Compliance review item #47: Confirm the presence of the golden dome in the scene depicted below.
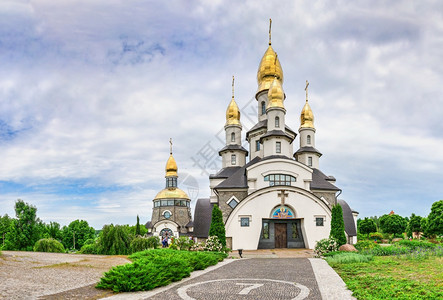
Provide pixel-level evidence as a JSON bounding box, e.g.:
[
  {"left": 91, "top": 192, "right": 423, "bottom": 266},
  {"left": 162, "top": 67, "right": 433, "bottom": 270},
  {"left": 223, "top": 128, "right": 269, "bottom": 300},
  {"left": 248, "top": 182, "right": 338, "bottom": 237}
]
[
  {"left": 226, "top": 97, "right": 241, "bottom": 126},
  {"left": 257, "top": 45, "right": 284, "bottom": 94},
  {"left": 267, "top": 77, "right": 285, "bottom": 109},
  {"left": 165, "top": 154, "right": 178, "bottom": 177},
  {"left": 154, "top": 187, "right": 189, "bottom": 200},
  {"left": 300, "top": 100, "right": 314, "bottom": 128}
]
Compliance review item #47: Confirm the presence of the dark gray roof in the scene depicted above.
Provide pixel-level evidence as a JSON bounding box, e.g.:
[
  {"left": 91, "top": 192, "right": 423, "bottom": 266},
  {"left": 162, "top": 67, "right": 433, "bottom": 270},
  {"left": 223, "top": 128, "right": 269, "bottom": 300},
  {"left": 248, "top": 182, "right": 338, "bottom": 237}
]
[
  {"left": 310, "top": 168, "right": 340, "bottom": 191},
  {"left": 338, "top": 199, "right": 357, "bottom": 237},
  {"left": 186, "top": 220, "right": 194, "bottom": 228},
  {"left": 145, "top": 221, "right": 153, "bottom": 229},
  {"left": 294, "top": 146, "right": 322, "bottom": 157},
  {"left": 259, "top": 130, "right": 294, "bottom": 143},
  {"left": 215, "top": 165, "right": 248, "bottom": 189},
  {"left": 246, "top": 119, "right": 296, "bottom": 139},
  {"left": 193, "top": 198, "right": 213, "bottom": 238},
  {"left": 209, "top": 167, "right": 242, "bottom": 179},
  {"left": 246, "top": 120, "right": 267, "bottom": 137},
  {"left": 218, "top": 144, "right": 248, "bottom": 155}
]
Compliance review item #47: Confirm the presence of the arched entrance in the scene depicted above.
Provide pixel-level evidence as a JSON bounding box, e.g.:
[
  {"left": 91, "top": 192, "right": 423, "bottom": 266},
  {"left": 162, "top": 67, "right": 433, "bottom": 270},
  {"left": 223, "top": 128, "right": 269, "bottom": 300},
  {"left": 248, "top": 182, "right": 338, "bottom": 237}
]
[{"left": 258, "top": 205, "right": 305, "bottom": 249}]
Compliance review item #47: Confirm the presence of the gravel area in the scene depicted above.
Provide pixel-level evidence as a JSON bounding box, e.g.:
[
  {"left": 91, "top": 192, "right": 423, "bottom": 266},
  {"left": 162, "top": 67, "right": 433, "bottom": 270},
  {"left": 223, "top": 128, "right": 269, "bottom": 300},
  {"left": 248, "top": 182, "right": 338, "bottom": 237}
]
[{"left": 0, "top": 251, "right": 130, "bottom": 300}]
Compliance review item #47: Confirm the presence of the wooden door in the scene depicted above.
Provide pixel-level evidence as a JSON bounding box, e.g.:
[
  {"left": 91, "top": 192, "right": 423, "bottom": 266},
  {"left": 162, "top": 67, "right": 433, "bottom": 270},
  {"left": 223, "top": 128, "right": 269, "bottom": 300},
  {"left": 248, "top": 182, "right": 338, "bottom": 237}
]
[{"left": 274, "top": 223, "right": 287, "bottom": 248}]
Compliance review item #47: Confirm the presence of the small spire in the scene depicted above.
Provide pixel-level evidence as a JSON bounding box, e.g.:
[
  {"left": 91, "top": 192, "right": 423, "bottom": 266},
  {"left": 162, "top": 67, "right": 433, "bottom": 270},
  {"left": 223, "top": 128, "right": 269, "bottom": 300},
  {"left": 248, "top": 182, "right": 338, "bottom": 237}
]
[
  {"left": 169, "top": 138, "right": 173, "bottom": 155},
  {"left": 269, "top": 18, "right": 272, "bottom": 45},
  {"left": 232, "top": 75, "right": 235, "bottom": 98},
  {"left": 305, "top": 80, "right": 309, "bottom": 102}
]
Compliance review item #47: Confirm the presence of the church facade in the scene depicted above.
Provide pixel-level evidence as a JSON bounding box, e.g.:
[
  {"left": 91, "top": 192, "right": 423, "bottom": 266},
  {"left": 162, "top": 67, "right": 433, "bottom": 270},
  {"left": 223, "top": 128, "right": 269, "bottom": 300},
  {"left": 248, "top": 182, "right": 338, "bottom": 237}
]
[
  {"left": 193, "top": 25, "right": 358, "bottom": 250},
  {"left": 148, "top": 24, "right": 358, "bottom": 250}
]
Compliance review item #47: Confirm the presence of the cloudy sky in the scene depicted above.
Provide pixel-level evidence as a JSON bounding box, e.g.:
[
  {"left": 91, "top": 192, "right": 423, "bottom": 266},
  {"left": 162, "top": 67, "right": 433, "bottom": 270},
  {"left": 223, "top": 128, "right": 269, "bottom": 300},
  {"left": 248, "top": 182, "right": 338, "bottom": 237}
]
[{"left": 1, "top": 0, "right": 442, "bottom": 229}]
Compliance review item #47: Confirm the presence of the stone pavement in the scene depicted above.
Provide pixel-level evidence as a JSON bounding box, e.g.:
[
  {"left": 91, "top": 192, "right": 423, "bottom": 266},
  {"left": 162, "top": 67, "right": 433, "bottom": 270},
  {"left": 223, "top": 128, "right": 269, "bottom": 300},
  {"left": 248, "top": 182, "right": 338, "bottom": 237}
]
[
  {"left": 148, "top": 258, "right": 321, "bottom": 299},
  {"left": 104, "top": 251, "right": 355, "bottom": 300}
]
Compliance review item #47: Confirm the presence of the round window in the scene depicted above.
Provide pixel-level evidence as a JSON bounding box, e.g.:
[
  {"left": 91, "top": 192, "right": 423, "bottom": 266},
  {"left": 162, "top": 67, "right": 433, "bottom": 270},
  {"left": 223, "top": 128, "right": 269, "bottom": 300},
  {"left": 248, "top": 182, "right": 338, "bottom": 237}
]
[{"left": 163, "top": 211, "right": 171, "bottom": 219}]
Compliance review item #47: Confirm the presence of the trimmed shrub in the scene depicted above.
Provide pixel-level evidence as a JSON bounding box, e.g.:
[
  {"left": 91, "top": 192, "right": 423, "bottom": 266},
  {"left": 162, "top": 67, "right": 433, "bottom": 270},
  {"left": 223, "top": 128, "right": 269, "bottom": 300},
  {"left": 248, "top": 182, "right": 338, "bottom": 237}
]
[
  {"left": 396, "top": 239, "right": 436, "bottom": 249},
  {"left": 330, "top": 204, "right": 347, "bottom": 246},
  {"left": 314, "top": 237, "right": 339, "bottom": 257},
  {"left": 355, "top": 240, "right": 380, "bottom": 251},
  {"left": 98, "top": 249, "right": 227, "bottom": 292},
  {"left": 97, "top": 256, "right": 192, "bottom": 292},
  {"left": 33, "top": 238, "right": 65, "bottom": 253}
]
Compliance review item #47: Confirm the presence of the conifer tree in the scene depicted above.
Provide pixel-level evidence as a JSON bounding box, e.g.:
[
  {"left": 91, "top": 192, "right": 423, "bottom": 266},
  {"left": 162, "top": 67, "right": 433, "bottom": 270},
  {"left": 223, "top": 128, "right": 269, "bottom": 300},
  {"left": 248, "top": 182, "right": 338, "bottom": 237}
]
[
  {"left": 330, "top": 204, "right": 347, "bottom": 246},
  {"left": 208, "top": 204, "right": 226, "bottom": 247},
  {"left": 136, "top": 215, "right": 141, "bottom": 236}
]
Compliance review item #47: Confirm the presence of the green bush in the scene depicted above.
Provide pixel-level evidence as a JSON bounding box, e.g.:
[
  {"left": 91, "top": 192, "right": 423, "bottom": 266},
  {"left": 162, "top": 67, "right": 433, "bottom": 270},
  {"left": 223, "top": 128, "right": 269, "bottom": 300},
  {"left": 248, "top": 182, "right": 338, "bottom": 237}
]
[
  {"left": 355, "top": 240, "right": 380, "bottom": 251},
  {"left": 79, "top": 243, "right": 100, "bottom": 254},
  {"left": 97, "top": 256, "right": 192, "bottom": 292},
  {"left": 146, "top": 236, "right": 160, "bottom": 249},
  {"left": 98, "top": 249, "right": 227, "bottom": 292},
  {"left": 325, "top": 252, "right": 373, "bottom": 264},
  {"left": 175, "top": 236, "right": 194, "bottom": 251},
  {"left": 314, "top": 237, "right": 339, "bottom": 257},
  {"left": 33, "top": 238, "right": 65, "bottom": 253},
  {"left": 369, "top": 232, "right": 383, "bottom": 241},
  {"left": 129, "top": 236, "right": 151, "bottom": 253}
]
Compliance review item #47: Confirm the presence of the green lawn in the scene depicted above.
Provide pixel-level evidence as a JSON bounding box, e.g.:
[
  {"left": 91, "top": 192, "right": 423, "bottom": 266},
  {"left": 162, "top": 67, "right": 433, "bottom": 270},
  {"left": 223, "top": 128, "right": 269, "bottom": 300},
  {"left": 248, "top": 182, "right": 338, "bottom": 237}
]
[{"left": 329, "top": 256, "right": 443, "bottom": 299}]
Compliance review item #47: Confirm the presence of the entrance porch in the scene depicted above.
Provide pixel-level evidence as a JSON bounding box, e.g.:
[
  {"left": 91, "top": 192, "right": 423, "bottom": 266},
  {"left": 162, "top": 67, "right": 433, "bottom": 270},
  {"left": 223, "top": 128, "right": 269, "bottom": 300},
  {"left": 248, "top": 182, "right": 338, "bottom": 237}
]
[{"left": 258, "top": 218, "right": 305, "bottom": 249}]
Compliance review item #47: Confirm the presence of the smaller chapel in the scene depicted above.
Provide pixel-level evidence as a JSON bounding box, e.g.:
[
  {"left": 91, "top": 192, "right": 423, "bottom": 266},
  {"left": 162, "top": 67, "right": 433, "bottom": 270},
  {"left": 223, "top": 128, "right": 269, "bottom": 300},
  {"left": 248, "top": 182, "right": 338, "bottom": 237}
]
[{"left": 146, "top": 141, "right": 194, "bottom": 238}]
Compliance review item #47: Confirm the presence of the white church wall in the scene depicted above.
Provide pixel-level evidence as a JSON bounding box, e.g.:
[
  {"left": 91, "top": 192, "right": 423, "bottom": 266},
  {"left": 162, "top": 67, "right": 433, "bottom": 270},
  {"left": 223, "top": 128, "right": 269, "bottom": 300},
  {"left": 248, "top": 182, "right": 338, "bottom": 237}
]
[
  {"left": 246, "top": 159, "right": 313, "bottom": 192},
  {"left": 225, "top": 187, "right": 331, "bottom": 250}
]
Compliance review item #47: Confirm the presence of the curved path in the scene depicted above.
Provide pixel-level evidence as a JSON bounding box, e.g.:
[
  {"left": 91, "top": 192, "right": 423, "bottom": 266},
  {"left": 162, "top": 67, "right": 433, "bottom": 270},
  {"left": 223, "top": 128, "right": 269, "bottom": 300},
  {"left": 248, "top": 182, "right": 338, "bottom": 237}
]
[{"left": 105, "top": 257, "right": 355, "bottom": 300}]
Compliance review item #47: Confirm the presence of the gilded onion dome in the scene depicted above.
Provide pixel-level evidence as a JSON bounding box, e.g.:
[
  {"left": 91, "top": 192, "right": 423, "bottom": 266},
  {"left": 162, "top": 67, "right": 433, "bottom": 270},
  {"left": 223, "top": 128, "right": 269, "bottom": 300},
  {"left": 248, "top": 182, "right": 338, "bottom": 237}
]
[
  {"left": 257, "top": 19, "right": 283, "bottom": 94},
  {"left": 257, "top": 45, "right": 284, "bottom": 94},
  {"left": 267, "top": 77, "right": 285, "bottom": 109},
  {"left": 154, "top": 187, "right": 189, "bottom": 200},
  {"left": 165, "top": 154, "right": 178, "bottom": 177},
  {"left": 300, "top": 100, "right": 314, "bottom": 128},
  {"left": 226, "top": 76, "right": 241, "bottom": 126}
]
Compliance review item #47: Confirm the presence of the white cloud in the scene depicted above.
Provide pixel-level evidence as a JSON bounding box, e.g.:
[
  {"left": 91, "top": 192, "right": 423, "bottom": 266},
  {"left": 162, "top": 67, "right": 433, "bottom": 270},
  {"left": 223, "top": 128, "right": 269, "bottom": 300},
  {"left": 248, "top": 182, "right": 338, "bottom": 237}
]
[{"left": 1, "top": 0, "right": 442, "bottom": 226}]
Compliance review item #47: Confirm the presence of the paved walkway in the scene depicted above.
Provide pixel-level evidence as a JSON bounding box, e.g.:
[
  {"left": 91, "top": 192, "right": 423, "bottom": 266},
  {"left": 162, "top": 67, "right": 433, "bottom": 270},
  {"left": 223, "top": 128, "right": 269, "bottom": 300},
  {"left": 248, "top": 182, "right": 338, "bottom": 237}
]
[{"left": 104, "top": 252, "right": 355, "bottom": 300}]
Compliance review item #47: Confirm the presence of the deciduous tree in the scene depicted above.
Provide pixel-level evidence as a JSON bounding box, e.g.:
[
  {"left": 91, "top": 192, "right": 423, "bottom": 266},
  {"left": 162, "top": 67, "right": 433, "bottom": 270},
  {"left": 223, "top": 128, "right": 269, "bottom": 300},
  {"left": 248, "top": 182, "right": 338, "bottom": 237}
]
[
  {"left": 425, "top": 200, "right": 443, "bottom": 237},
  {"left": 379, "top": 213, "right": 407, "bottom": 235},
  {"left": 5, "top": 200, "right": 41, "bottom": 250},
  {"left": 62, "top": 219, "right": 95, "bottom": 250},
  {"left": 358, "top": 217, "right": 377, "bottom": 235}
]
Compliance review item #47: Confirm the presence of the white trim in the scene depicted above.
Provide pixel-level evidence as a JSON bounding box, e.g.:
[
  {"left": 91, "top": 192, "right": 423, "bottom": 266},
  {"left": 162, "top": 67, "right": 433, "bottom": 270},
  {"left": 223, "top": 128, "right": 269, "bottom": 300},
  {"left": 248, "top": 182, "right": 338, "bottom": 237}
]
[{"left": 226, "top": 196, "right": 239, "bottom": 209}]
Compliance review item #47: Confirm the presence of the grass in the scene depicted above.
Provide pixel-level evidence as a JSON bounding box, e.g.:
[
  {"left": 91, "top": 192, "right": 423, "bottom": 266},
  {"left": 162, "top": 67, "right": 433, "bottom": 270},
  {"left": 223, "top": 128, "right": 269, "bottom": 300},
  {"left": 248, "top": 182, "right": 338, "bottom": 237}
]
[{"left": 328, "top": 250, "right": 443, "bottom": 299}]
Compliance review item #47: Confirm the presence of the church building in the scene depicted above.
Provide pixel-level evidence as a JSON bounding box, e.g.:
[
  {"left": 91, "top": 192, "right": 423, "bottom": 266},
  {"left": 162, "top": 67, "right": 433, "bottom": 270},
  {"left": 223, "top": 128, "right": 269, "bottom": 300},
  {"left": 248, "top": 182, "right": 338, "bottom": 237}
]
[
  {"left": 148, "top": 22, "right": 358, "bottom": 250},
  {"left": 192, "top": 22, "right": 358, "bottom": 250}
]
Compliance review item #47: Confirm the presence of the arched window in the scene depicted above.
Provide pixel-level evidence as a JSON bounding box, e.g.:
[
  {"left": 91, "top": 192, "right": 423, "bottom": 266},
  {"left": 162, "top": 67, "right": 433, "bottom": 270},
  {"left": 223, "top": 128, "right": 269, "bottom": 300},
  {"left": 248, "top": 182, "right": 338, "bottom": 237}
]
[
  {"left": 275, "top": 116, "right": 280, "bottom": 128},
  {"left": 231, "top": 132, "right": 235, "bottom": 142},
  {"left": 261, "top": 101, "right": 266, "bottom": 115},
  {"left": 231, "top": 154, "right": 236, "bottom": 165},
  {"left": 307, "top": 135, "right": 311, "bottom": 145},
  {"left": 264, "top": 174, "right": 296, "bottom": 186}
]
